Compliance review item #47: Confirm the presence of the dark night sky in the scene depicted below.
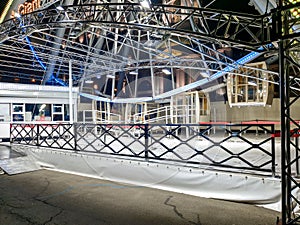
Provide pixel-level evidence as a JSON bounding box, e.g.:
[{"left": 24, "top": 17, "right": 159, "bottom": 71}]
[
  {"left": 0, "top": 0, "right": 259, "bottom": 18},
  {"left": 0, "top": 0, "right": 259, "bottom": 15},
  {"left": 202, "top": 0, "right": 259, "bottom": 14},
  {"left": 0, "top": 0, "right": 10, "bottom": 16},
  {"left": 0, "top": 0, "right": 10, "bottom": 11}
]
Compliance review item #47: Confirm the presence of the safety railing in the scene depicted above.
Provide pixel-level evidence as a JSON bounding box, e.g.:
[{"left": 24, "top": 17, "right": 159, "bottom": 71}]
[
  {"left": 10, "top": 122, "right": 277, "bottom": 176},
  {"left": 80, "top": 110, "right": 122, "bottom": 124},
  {"left": 10, "top": 123, "right": 75, "bottom": 150},
  {"left": 133, "top": 105, "right": 202, "bottom": 124}
]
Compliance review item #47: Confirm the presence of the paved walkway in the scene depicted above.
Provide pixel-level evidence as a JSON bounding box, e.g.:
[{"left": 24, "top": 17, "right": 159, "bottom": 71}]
[{"left": 0, "top": 169, "right": 280, "bottom": 225}]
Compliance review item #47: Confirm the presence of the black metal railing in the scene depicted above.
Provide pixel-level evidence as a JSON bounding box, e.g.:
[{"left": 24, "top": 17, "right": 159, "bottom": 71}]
[
  {"left": 10, "top": 122, "right": 276, "bottom": 176},
  {"left": 10, "top": 123, "right": 75, "bottom": 150}
]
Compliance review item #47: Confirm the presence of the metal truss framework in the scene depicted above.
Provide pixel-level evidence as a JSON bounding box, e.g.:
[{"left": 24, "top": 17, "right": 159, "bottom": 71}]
[
  {"left": 1, "top": 0, "right": 300, "bottom": 224},
  {"left": 0, "top": 0, "right": 278, "bottom": 101},
  {"left": 278, "top": 1, "right": 300, "bottom": 224}
]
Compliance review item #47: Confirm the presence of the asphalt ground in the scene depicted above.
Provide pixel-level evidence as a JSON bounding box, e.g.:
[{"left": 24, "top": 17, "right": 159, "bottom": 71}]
[{"left": 0, "top": 169, "right": 280, "bottom": 225}]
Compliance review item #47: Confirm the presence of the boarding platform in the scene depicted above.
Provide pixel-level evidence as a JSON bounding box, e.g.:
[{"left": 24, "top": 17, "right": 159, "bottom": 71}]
[{"left": 1, "top": 121, "right": 294, "bottom": 211}]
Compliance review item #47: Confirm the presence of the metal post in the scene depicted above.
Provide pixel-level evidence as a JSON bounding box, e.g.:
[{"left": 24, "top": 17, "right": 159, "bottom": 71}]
[
  {"left": 144, "top": 124, "right": 149, "bottom": 160},
  {"left": 73, "top": 123, "right": 77, "bottom": 152},
  {"left": 195, "top": 91, "right": 200, "bottom": 123},
  {"left": 286, "top": 84, "right": 292, "bottom": 225},
  {"left": 296, "top": 136, "right": 299, "bottom": 176},
  {"left": 271, "top": 124, "right": 276, "bottom": 177},
  {"left": 31, "top": 124, "right": 34, "bottom": 145},
  {"left": 69, "top": 60, "right": 73, "bottom": 123},
  {"left": 37, "top": 124, "right": 40, "bottom": 146},
  {"left": 107, "top": 102, "right": 111, "bottom": 123},
  {"left": 277, "top": 1, "right": 288, "bottom": 223},
  {"left": 9, "top": 123, "right": 12, "bottom": 144},
  {"left": 147, "top": 31, "right": 155, "bottom": 99},
  {"left": 279, "top": 39, "right": 288, "bottom": 225}
]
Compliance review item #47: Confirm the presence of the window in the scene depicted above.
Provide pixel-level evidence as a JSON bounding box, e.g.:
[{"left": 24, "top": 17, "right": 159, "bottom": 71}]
[
  {"left": 226, "top": 62, "right": 273, "bottom": 107},
  {"left": 12, "top": 103, "right": 24, "bottom": 122},
  {"left": 25, "top": 104, "right": 51, "bottom": 121},
  {"left": 52, "top": 104, "right": 64, "bottom": 121},
  {"left": 0, "top": 104, "right": 10, "bottom": 122},
  {"left": 64, "top": 104, "right": 70, "bottom": 121},
  {"left": 199, "top": 93, "right": 208, "bottom": 115}
]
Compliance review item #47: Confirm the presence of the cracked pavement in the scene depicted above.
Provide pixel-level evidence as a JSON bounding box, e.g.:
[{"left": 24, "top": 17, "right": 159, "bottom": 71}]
[{"left": 0, "top": 170, "right": 280, "bottom": 225}]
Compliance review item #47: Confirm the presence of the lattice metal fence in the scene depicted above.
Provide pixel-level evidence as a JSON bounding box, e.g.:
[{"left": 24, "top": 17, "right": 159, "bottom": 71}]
[
  {"left": 10, "top": 123, "right": 75, "bottom": 150},
  {"left": 75, "top": 123, "right": 147, "bottom": 157},
  {"left": 147, "top": 123, "right": 276, "bottom": 175},
  {"left": 10, "top": 122, "right": 277, "bottom": 175}
]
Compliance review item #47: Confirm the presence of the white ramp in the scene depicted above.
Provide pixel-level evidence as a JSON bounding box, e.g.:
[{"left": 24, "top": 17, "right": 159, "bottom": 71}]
[
  {"left": 0, "top": 144, "right": 41, "bottom": 175},
  {"left": 14, "top": 144, "right": 282, "bottom": 205},
  {"left": 0, "top": 156, "right": 41, "bottom": 175}
]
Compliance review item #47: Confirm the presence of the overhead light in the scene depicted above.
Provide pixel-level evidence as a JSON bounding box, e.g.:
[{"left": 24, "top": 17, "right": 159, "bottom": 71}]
[
  {"left": 85, "top": 79, "right": 94, "bottom": 84},
  {"left": 74, "top": 24, "right": 82, "bottom": 32},
  {"left": 248, "top": 80, "right": 257, "bottom": 86},
  {"left": 69, "top": 31, "right": 77, "bottom": 39},
  {"left": 129, "top": 71, "right": 138, "bottom": 75},
  {"left": 107, "top": 75, "right": 115, "bottom": 79},
  {"left": 56, "top": 6, "right": 64, "bottom": 11},
  {"left": 140, "top": 0, "right": 151, "bottom": 9},
  {"left": 79, "top": 34, "right": 84, "bottom": 43},
  {"left": 288, "top": 0, "right": 300, "bottom": 4},
  {"left": 290, "top": 7, "right": 300, "bottom": 18},
  {"left": 200, "top": 72, "right": 209, "bottom": 78},
  {"left": 14, "top": 12, "right": 21, "bottom": 18},
  {"left": 162, "top": 69, "right": 171, "bottom": 75}
]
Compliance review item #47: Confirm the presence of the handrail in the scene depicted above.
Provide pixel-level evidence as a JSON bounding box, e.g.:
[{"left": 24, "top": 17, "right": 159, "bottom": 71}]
[
  {"left": 10, "top": 122, "right": 278, "bottom": 176},
  {"left": 133, "top": 105, "right": 205, "bottom": 124},
  {"left": 81, "top": 110, "right": 122, "bottom": 124}
]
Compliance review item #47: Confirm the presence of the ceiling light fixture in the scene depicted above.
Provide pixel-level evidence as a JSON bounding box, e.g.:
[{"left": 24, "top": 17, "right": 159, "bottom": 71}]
[
  {"left": 248, "top": 80, "right": 257, "bottom": 86},
  {"left": 85, "top": 79, "right": 94, "bottom": 84},
  {"left": 56, "top": 6, "right": 64, "bottom": 11},
  {"left": 107, "top": 75, "right": 115, "bottom": 79},
  {"left": 140, "top": 0, "right": 151, "bottom": 9},
  {"left": 162, "top": 69, "right": 171, "bottom": 75},
  {"left": 69, "top": 31, "right": 77, "bottom": 39},
  {"left": 129, "top": 71, "right": 138, "bottom": 75},
  {"left": 14, "top": 12, "right": 21, "bottom": 18}
]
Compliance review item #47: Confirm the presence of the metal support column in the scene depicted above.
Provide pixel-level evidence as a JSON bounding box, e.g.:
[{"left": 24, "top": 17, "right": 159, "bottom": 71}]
[
  {"left": 69, "top": 60, "right": 73, "bottom": 123},
  {"left": 279, "top": 1, "right": 300, "bottom": 223}
]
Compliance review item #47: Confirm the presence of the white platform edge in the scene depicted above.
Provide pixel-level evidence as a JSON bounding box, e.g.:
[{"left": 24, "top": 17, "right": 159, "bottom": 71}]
[{"left": 12, "top": 144, "right": 282, "bottom": 210}]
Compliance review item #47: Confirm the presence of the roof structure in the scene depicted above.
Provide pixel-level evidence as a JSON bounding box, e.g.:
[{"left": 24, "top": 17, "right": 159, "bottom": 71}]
[{"left": 0, "top": 0, "right": 287, "bottom": 103}]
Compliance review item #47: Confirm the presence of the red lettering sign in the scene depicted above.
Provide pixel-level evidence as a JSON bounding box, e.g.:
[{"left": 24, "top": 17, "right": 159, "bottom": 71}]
[{"left": 11, "top": 0, "right": 41, "bottom": 18}]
